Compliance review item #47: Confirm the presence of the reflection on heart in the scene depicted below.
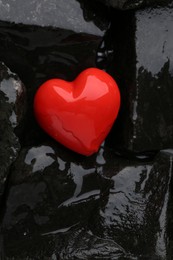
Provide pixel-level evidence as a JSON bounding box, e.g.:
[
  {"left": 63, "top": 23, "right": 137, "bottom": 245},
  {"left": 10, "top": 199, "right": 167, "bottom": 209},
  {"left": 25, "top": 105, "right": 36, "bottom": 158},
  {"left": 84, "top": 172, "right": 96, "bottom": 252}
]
[{"left": 34, "top": 68, "right": 120, "bottom": 155}]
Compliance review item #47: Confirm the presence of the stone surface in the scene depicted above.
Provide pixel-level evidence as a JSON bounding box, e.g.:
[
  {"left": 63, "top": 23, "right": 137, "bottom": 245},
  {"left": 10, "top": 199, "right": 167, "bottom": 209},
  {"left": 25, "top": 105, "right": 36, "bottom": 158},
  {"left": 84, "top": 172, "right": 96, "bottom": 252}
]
[
  {"left": 97, "top": 0, "right": 172, "bottom": 10},
  {"left": 99, "top": 6, "right": 173, "bottom": 153},
  {"left": 0, "top": 62, "right": 25, "bottom": 201},
  {"left": 1, "top": 144, "right": 172, "bottom": 259},
  {"left": 0, "top": 21, "right": 104, "bottom": 148},
  {"left": 90, "top": 149, "right": 173, "bottom": 259},
  {"left": 0, "top": 0, "right": 109, "bottom": 36},
  {"left": 0, "top": 2, "right": 173, "bottom": 258}
]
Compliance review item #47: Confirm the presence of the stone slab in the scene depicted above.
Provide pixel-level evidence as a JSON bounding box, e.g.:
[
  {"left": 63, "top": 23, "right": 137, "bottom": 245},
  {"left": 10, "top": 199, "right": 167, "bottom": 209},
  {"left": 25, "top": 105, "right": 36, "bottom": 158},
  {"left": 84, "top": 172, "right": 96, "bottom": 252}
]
[
  {"left": 102, "top": 6, "right": 173, "bottom": 153},
  {"left": 1, "top": 144, "right": 172, "bottom": 259},
  {"left": 0, "top": 0, "right": 109, "bottom": 36},
  {"left": 0, "top": 62, "right": 25, "bottom": 201}
]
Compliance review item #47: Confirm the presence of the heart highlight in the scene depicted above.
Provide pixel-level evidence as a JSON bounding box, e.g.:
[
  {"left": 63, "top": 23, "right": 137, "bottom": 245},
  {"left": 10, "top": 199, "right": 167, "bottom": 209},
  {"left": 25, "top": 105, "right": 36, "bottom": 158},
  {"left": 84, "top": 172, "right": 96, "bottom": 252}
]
[{"left": 34, "top": 68, "right": 120, "bottom": 156}]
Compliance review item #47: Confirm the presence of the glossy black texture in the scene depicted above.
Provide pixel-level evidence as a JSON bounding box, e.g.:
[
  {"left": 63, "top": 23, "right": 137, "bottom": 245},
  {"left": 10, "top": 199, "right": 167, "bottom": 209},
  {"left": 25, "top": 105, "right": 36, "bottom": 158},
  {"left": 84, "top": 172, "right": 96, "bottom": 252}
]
[
  {"left": 0, "top": 62, "right": 26, "bottom": 202},
  {"left": 90, "top": 150, "right": 173, "bottom": 259},
  {"left": 0, "top": 2, "right": 172, "bottom": 259},
  {"left": 97, "top": 0, "right": 172, "bottom": 10},
  {"left": 0, "top": 21, "right": 104, "bottom": 150},
  {"left": 101, "top": 6, "right": 173, "bottom": 153},
  {"left": 1, "top": 144, "right": 172, "bottom": 259}
]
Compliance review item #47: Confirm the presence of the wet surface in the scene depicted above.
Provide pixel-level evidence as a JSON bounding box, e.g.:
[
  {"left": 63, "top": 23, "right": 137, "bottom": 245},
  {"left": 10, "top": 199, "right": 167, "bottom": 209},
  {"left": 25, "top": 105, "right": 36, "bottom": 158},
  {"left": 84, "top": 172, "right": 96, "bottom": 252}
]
[
  {"left": 90, "top": 150, "right": 173, "bottom": 259},
  {"left": 0, "top": 21, "right": 104, "bottom": 151},
  {"left": 100, "top": 6, "right": 173, "bottom": 153},
  {"left": 1, "top": 144, "right": 172, "bottom": 259},
  {"left": 0, "top": 1, "right": 173, "bottom": 259},
  {"left": 0, "top": 62, "right": 26, "bottom": 202}
]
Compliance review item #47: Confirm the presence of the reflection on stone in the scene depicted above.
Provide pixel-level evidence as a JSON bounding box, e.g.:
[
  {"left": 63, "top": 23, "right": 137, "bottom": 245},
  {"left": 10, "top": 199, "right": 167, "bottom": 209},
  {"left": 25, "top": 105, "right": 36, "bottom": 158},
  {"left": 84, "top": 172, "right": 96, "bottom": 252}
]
[
  {"left": 0, "top": 21, "right": 104, "bottom": 148},
  {"left": 103, "top": 6, "right": 173, "bottom": 152},
  {"left": 0, "top": 2, "right": 173, "bottom": 258},
  {"left": 90, "top": 150, "right": 172, "bottom": 259},
  {"left": 2, "top": 143, "right": 100, "bottom": 235},
  {"left": 0, "top": 62, "right": 25, "bottom": 201},
  {"left": 24, "top": 146, "right": 55, "bottom": 173},
  {"left": 2, "top": 144, "right": 172, "bottom": 259}
]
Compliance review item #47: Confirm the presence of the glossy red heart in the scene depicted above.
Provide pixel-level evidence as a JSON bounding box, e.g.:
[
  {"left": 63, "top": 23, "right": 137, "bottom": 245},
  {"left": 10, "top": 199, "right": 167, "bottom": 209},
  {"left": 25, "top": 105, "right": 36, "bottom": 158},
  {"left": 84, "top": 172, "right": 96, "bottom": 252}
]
[{"left": 34, "top": 68, "right": 120, "bottom": 156}]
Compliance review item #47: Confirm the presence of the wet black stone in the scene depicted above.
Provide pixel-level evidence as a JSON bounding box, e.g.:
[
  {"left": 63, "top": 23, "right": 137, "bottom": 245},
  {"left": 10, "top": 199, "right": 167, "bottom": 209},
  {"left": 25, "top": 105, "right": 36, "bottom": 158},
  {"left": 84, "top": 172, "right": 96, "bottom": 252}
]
[
  {"left": 90, "top": 149, "right": 173, "bottom": 259},
  {"left": 0, "top": 2, "right": 172, "bottom": 258},
  {"left": 100, "top": 6, "right": 173, "bottom": 153},
  {"left": 1, "top": 144, "right": 172, "bottom": 259},
  {"left": 0, "top": 21, "right": 105, "bottom": 148},
  {"left": 0, "top": 62, "right": 25, "bottom": 201},
  {"left": 97, "top": 0, "right": 172, "bottom": 10},
  {"left": 1, "top": 143, "right": 100, "bottom": 258},
  {"left": 168, "top": 174, "right": 173, "bottom": 259},
  {"left": 0, "top": 0, "right": 109, "bottom": 36}
]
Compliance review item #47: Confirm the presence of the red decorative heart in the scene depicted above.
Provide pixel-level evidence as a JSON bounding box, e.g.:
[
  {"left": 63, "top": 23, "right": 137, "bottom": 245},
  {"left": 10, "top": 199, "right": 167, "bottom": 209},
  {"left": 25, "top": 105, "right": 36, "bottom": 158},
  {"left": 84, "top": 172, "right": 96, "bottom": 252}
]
[{"left": 34, "top": 68, "right": 120, "bottom": 156}]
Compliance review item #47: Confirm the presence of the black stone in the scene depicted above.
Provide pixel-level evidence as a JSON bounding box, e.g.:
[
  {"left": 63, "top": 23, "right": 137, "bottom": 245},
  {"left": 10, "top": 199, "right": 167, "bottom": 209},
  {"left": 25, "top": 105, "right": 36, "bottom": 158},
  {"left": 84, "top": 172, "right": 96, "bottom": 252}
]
[
  {"left": 0, "top": 2, "right": 173, "bottom": 258},
  {"left": 89, "top": 149, "right": 173, "bottom": 259},
  {"left": 100, "top": 6, "right": 173, "bottom": 153},
  {"left": 0, "top": 62, "right": 25, "bottom": 202},
  {"left": 96, "top": 0, "right": 172, "bottom": 10},
  {"left": 0, "top": 0, "right": 109, "bottom": 36},
  {"left": 1, "top": 143, "right": 101, "bottom": 258},
  {"left": 0, "top": 21, "right": 106, "bottom": 148},
  {"left": 1, "top": 143, "right": 172, "bottom": 259},
  {"left": 168, "top": 166, "right": 173, "bottom": 258}
]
